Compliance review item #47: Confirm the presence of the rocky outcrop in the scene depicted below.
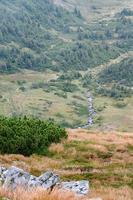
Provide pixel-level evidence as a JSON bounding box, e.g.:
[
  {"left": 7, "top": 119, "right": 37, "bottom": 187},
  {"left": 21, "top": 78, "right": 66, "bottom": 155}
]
[{"left": 0, "top": 166, "right": 89, "bottom": 196}]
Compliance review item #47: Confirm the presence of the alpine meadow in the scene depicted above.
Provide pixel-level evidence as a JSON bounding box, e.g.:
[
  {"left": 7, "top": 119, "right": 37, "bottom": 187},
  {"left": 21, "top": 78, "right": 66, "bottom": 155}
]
[{"left": 0, "top": 0, "right": 133, "bottom": 200}]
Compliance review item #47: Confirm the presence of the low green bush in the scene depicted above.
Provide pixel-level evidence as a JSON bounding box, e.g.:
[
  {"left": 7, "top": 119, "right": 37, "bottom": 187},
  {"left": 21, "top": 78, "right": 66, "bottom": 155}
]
[
  {"left": 114, "top": 101, "right": 127, "bottom": 108},
  {"left": 0, "top": 116, "right": 67, "bottom": 156}
]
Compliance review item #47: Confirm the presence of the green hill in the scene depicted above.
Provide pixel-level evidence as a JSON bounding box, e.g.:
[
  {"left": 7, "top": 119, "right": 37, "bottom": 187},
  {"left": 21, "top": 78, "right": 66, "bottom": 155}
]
[
  {"left": 98, "top": 57, "right": 133, "bottom": 87},
  {"left": 0, "top": 0, "right": 124, "bottom": 73},
  {"left": 0, "top": 0, "right": 83, "bottom": 72}
]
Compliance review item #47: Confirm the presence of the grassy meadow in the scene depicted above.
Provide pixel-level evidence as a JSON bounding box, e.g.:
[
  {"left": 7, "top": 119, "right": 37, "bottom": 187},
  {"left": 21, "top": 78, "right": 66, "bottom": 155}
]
[
  {"left": 0, "top": 1, "right": 133, "bottom": 200},
  {"left": 54, "top": 0, "right": 133, "bottom": 21},
  {"left": 0, "top": 68, "right": 133, "bottom": 131},
  {"left": 0, "top": 129, "right": 133, "bottom": 199},
  {"left": 0, "top": 70, "right": 87, "bottom": 127}
]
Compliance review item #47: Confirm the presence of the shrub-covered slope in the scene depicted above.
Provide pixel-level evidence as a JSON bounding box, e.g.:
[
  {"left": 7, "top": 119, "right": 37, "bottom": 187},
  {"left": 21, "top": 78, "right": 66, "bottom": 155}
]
[
  {"left": 0, "top": 0, "right": 123, "bottom": 73},
  {"left": 98, "top": 57, "right": 133, "bottom": 87},
  {"left": 0, "top": 0, "right": 83, "bottom": 72}
]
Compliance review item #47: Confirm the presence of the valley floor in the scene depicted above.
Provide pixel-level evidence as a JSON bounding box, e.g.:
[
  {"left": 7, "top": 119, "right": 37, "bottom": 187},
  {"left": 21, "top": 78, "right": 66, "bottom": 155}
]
[
  {"left": 0, "top": 68, "right": 133, "bottom": 132},
  {"left": 0, "top": 129, "right": 133, "bottom": 199}
]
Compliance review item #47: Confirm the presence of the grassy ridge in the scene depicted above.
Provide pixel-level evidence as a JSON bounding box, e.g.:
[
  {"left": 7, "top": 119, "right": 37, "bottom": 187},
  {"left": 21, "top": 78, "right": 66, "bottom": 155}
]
[{"left": 0, "top": 129, "right": 133, "bottom": 199}]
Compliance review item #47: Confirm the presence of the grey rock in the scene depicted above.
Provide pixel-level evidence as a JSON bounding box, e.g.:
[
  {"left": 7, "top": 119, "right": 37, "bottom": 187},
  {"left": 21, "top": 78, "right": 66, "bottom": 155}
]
[
  {"left": 41, "top": 174, "right": 60, "bottom": 189},
  {"left": 28, "top": 175, "right": 42, "bottom": 187},
  {"left": 0, "top": 166, "right": 7, "bottom": 174},
  {"left": 61, "top": 180, "right": 89, "bottom": 195},
  {"left": 0, "top": 166, "right": 8, "bottom": 185},
  {"left": 3, "top": 166, "right": 30, "bottom": 189},
  {"left": 0, "top": 166, "right": 89, "bottom": 196},
  {"left": 28, "top": 172, "right": 60, "bottom": 189},
  {"left": 38, "top": 171, "right": 54, "bottom": 183}
]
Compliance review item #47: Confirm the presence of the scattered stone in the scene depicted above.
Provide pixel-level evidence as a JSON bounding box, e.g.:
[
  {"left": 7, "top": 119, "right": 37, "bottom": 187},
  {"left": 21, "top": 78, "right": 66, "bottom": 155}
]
[
  {"left": 38, "top": 171, "right": 60, "bottom": 189},
  {"left": 0, "top": 167, "right": 8, "bottom": 185},
  {"left": 0, "top": 166, "right": 89, "bottom": 196},
  {"left": 61, "top": 180, "right": 89, "bottom": 195},
  {"left": 3, "top": 166, "right": 31, "bottom": 189},
  {"left": 0, "top": 166, "right": 7, "bottom": 174},
  {"left": 28, "top": 175, "right": 42, "bottom": 187}
]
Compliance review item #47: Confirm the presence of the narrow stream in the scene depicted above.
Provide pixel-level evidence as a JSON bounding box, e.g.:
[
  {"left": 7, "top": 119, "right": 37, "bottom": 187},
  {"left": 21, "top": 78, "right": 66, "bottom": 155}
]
[{"left": 80, "top": 91, "right": 96, "bottom": 129}]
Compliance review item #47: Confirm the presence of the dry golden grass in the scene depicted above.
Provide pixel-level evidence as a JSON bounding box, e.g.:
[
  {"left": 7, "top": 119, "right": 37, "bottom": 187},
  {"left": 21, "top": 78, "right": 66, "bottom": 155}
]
[
  {"left": 0, "top": 154, "right": 63, "bottom": 176},
  {"left": 0, "top": 129, "right": 133, "bottom": 174},
  {"left": 0, "top": 186, "right": 133, "bottom": 200},
  {"left": 67, "top": 129, "right": 133, "bottom": 145},
  {"left": 49, "top": 143, "right": 64, "bottom": 154},
  {"left": 0, "top": 187, "right": 84, "bottom": 200},
  {"left": 0, "top": 129, "right": 133, "bottom": 168},
  {"left": 67, "top": 129, "right": 133, "bottom": 164},
  {"left": 90, "top": 186, "right": 133, "bottom": 200}
]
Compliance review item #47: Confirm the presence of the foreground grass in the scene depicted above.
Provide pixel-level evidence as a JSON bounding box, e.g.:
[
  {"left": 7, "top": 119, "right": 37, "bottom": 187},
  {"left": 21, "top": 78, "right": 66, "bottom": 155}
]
[
  {"left": 0, "top": 187, "right": 83, "bottom": 200},
  {"left": 0, "top": 129, "right": 133, "bottom": 199},
  {"left": 0, "top": 186, "right": 132, "bottom": 200}
]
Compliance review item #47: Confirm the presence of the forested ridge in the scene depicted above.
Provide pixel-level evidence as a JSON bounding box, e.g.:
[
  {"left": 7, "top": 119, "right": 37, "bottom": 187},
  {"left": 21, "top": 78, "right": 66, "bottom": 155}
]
[
  {"left": 1, "top": 0, "right": 132, "bottom": 75},
  {"left": 0, "top": 0, "right": 83, "bottom": 72},
  {"left": 99, "top": 57, "right": 133, "bottom": 87}
]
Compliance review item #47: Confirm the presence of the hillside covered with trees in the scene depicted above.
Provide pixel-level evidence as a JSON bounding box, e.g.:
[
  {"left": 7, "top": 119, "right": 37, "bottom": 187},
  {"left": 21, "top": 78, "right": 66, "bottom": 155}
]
[
  {"left": 99, "top": 57, "right": 133, "bottom": 87},
  {"left": 0, "top": 0, "right": 133, "bottom": 131},
  {"left": 0, "top": 0, "right": 131, "bottom": 73}
]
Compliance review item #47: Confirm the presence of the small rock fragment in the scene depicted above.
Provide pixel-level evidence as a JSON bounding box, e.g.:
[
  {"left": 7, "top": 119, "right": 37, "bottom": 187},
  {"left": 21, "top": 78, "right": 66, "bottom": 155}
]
[{"left": 61, "top": 180, "right": 89, "bottom": 195}]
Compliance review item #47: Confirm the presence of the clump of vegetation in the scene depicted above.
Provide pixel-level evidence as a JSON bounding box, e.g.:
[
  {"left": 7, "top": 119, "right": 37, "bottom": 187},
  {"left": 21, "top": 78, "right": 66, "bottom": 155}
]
[
  {"left": 0, "top": 116, "right": 67, "bottom": 156},
  {"left": 57, "top": 71, "right": 82, "bottom": 81},
  {"left": 56, "top": 42, "right": 121, "bottom": 71},
  {"left": 114, "top": 101, "right": 127, "bottom": 108},
  {"left": 96, "top": 84, "right": 132, "bottom": 99},
  {"left": 118, "top": 8, "right": 133, "bottom": 17}
]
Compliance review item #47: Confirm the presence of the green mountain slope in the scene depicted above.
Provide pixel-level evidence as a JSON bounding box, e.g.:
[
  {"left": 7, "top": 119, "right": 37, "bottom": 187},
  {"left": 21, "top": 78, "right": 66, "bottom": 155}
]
[
  {"left": 0, "top": 0, "right": 83, "bottom": 72},
  {"left": 0, "top": 0, "right": 125, "bottom": 73},
  {"left": 99, "top": 57, "right": 133, "bottom": 87}
]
